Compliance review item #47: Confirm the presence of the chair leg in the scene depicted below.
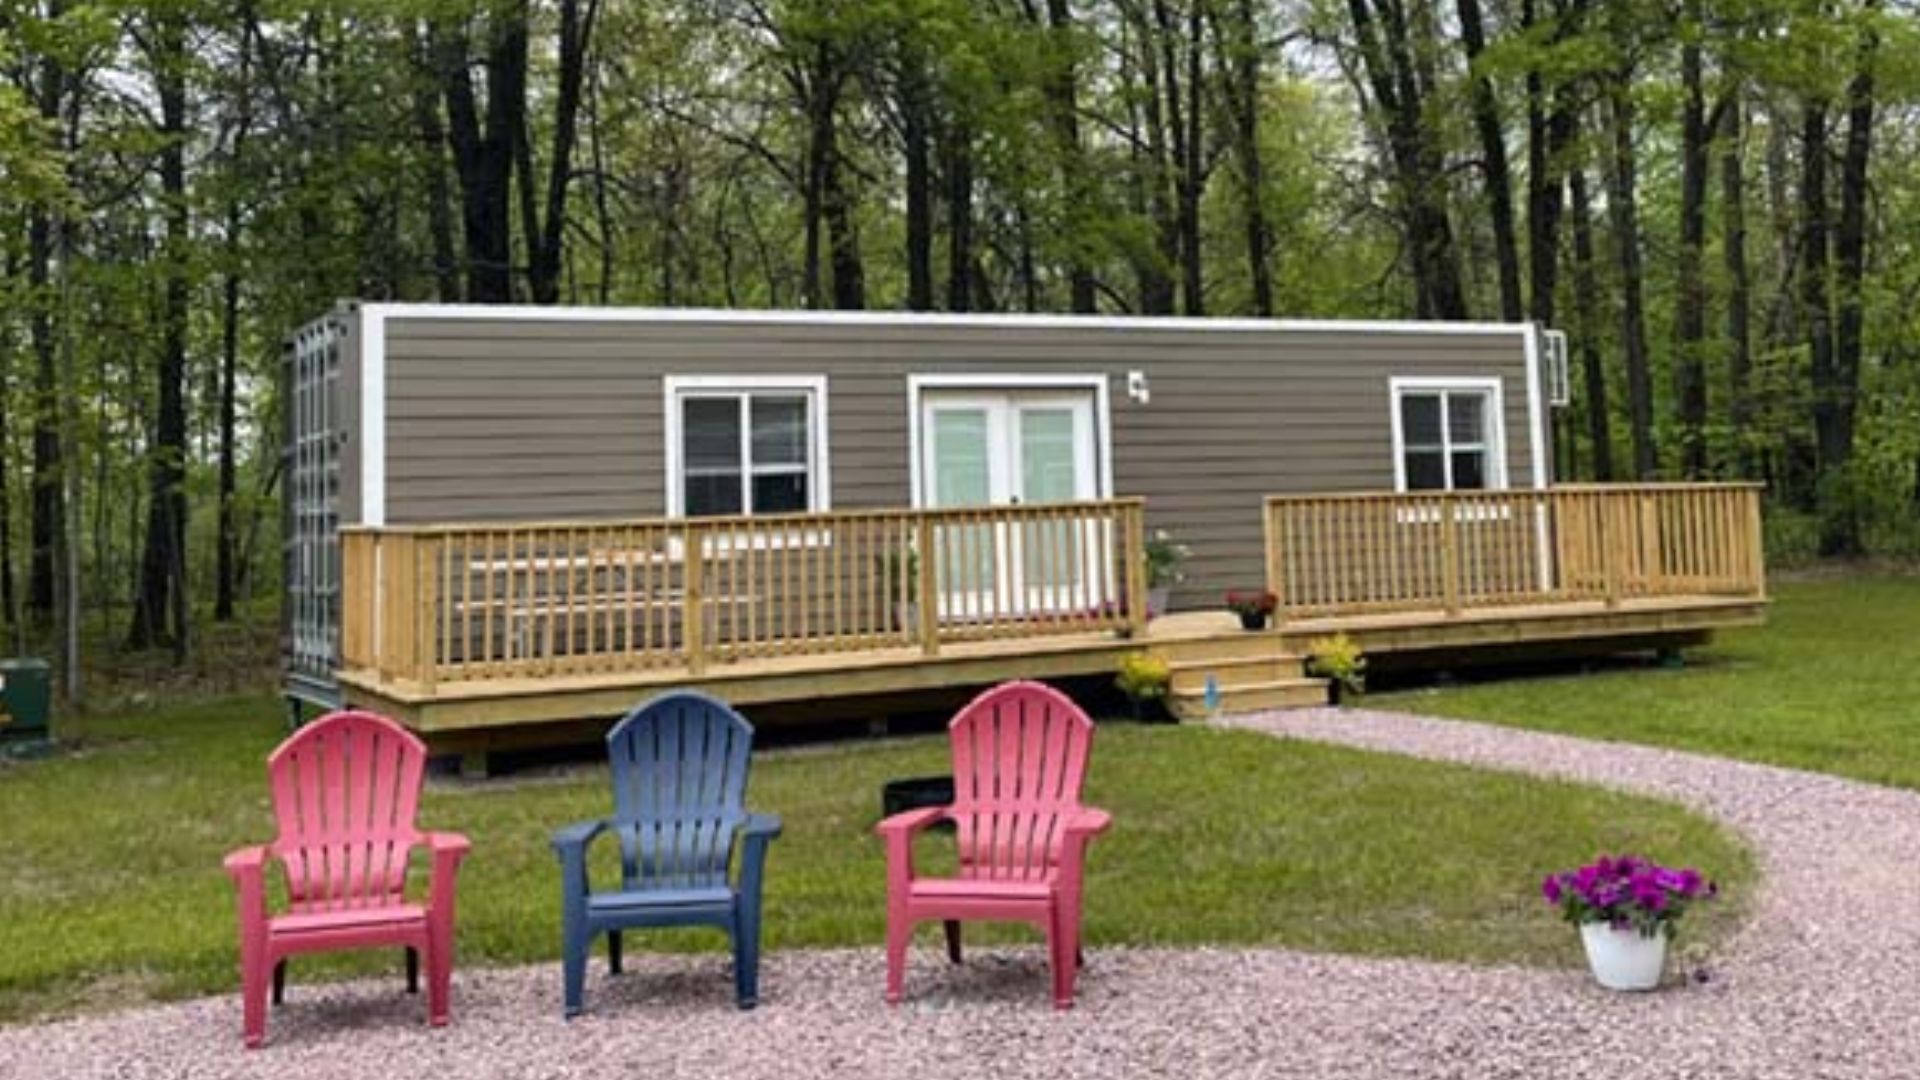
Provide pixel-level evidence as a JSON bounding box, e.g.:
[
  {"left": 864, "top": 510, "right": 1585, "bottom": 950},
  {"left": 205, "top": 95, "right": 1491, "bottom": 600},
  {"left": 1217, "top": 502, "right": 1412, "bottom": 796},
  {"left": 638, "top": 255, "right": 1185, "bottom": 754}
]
[
  {"left": 1048, "top": 907, "right": 1078, "bottom": 1010},
  {"left": 562, "top": 930, "right": 588, "bottom": 1019},
  {"left": 943, "top": 920, "right": 963, "bottom": 965},
  {"left": 426, "top": 933, "right": 453, "bottom": 1027},
  {"left": 405, "top": 947, "right": 420, "bottom": 994},
  {"left": 271, "top": 960, "right": 287, "bottom": 1007},
  {"left": 733, "top": 909, "right": 762, "bottom": 1010},
  {"left": 608, "top": 930, "right": 623, "bottom": 976},
  {"left": 885, "top": 908, "right": 911, "bottom": 1005},
  {"left": 242, "top": 955, "right": 271, "bottom": 1049}
]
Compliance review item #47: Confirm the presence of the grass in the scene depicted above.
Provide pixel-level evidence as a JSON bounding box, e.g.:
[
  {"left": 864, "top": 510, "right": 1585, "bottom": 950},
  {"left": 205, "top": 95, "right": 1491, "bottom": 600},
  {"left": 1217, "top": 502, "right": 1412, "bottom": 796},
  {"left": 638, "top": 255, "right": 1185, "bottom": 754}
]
[
  {"left": 0, "top": 693, "right": 1750, "bottom": 1024},
  {"left": 1381, "top": 575, "right": 1920, "bottom": 790}
]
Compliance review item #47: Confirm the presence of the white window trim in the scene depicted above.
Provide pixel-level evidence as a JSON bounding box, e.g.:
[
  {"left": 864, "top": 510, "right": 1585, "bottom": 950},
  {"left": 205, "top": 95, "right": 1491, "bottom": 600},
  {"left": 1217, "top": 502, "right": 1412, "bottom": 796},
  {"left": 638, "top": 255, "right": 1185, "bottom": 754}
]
[
  {"left": 1388, "top": 376, "right": 1509, "bottom": 494},
  {"left": 905, "top": 373, "right": 1114, "bottom": 508},
  {"left": 663, "top": 375, "right": 831, "bottom": 518}
]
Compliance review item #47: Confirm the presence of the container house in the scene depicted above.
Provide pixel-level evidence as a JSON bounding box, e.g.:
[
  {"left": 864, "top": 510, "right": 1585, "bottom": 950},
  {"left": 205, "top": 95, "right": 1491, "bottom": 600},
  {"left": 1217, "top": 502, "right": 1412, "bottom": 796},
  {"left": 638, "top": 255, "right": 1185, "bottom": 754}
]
[{"left": 284, "top": 304, "right": 1766, "bottom": 762}]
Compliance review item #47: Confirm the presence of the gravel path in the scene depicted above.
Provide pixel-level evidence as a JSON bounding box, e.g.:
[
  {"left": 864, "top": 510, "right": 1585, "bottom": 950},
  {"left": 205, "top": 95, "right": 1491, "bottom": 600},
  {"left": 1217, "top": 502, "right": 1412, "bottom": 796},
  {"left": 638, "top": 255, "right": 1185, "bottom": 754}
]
[{"left": 6, "top": 707, "right": 1918, "bottom": 1079}]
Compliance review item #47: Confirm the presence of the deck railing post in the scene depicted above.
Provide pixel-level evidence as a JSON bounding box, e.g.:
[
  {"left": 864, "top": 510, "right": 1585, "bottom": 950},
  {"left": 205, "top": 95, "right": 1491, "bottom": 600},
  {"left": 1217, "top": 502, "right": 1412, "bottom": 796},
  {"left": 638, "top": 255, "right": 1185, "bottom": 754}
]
[
  {"left": 1638, "top": 492, "right": 1662, "bottom": 596},
  {"left": 684, "top": 522, "right": 707, "bottom": 674},
  {"left": 1264, "top": 500, "right": 1286, "bottom": 628},
  {"left": 916, "top": 514, "right": 939, "bottom": 656},
  {"left": 1601, "top": 493, "right": 1622, "bottom": 608},
  {"left": 1124, "top": 501, "right": 1148, "bottom": 637},
  {"left": 1440, "top": 496, "right": 1462, "bottom": 616},
  {"left": 415, "top": 536, "right": 440, "bottom": 690}
]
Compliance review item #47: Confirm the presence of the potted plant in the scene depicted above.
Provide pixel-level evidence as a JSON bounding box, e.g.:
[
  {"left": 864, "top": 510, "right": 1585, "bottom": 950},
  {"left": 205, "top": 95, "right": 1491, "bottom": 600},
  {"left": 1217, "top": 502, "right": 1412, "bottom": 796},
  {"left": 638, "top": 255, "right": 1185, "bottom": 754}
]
[
  {"left": 877, "top": 549, "right": 920, "bottom": 633},
  {"left": 1114, "top": 652, "right": 1173, "bottom": 722},
  {"left": 1224, "top": 590, "right": 1276, "bottom": 631},
  {"left": 1306, "top": 633, "right": 1367, "bottom": 705},
  {"left": 1143, "top": 530, "right": 1191, "bottom": 618},
  {"left": 1541, "top": 854, "right": 1716, "bottom": 991}
]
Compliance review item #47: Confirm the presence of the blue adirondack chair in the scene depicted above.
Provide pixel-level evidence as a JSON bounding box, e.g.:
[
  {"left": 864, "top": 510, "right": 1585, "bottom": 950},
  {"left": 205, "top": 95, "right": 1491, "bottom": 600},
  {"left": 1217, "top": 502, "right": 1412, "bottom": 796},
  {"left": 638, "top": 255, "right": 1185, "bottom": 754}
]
[{"left": 551, "top": 692, "right": 782, "bottom": 1015}]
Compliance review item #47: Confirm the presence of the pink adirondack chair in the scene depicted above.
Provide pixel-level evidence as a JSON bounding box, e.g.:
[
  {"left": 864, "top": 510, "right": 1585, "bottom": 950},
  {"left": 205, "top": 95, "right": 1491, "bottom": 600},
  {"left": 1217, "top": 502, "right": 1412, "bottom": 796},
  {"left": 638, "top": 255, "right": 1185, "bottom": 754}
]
[
  {"left": 222, "top": 710, "right": 470, "bottom": 1048},
  {"left": 877, "top": 681, "right": 1112, "bottom": 1008}
]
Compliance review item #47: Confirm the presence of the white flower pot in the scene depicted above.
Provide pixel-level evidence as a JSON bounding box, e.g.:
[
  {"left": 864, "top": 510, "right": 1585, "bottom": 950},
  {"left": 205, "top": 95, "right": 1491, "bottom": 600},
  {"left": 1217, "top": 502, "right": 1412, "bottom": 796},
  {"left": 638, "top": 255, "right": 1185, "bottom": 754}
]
[{"left": 1579, "top": 923, "right": 1668, "bottom": 991}]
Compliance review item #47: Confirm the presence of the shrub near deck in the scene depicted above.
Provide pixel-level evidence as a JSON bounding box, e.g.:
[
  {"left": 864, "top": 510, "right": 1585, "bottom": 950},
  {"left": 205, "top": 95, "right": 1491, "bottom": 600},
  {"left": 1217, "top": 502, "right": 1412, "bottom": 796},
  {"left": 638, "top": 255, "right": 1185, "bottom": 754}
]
[{"left": 0, "top": 694, "right": 1750, "bottom": 1024}]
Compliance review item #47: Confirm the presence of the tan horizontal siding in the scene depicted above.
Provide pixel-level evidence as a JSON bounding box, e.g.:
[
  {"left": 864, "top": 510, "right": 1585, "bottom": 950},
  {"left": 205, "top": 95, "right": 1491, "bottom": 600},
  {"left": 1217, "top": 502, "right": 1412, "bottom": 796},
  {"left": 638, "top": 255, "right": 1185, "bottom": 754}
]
[{"left": 377, "top": 313, "right": 1538, "bottom": 605}]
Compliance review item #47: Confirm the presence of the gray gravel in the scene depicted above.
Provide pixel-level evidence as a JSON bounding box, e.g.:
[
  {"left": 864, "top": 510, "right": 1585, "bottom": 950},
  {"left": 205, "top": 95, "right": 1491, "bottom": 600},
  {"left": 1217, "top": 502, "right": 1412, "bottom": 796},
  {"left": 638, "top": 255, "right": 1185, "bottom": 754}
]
[{"left": 5, "top": 706, "right": 1918, "bottom": 1079}]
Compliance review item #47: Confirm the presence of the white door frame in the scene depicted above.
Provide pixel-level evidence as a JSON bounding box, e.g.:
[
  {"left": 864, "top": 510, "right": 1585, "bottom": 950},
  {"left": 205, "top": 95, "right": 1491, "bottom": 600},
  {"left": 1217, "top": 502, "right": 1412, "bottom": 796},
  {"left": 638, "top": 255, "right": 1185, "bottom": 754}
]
[
  {"left": 906, "top": 374, "right": 1114, "bottom": 508},
  {"left": 908, "top": 375, "right": 1114, "bottom": 619}
]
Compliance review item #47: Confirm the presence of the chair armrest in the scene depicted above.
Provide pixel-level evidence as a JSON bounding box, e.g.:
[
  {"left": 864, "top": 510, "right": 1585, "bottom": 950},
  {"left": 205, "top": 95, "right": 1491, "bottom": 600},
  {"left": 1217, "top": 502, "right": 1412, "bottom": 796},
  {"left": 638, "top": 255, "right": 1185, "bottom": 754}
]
[
  {"left": 1063, "top": 807, "right": 1113, "bottom": 836},
  {"left": 425, "top": 831, "right": 473, "bottom": 860},
  {"left": 877, "top": 807, "right": 948, "bottom": 891},
  {"left": 423, "top": 831, "right": 470, "bottom": 906},
  {"left": 874, "top": 806, "right": 947, "bottom": 839},
  {"left": 550, "top": 818, "right": 610, "bottom": 857},
  {"left": 737, "top": 813, "right": 781, "bottom": 899},
  {"left": 223, "top": 844, "right": 270, "bottom": 882}
]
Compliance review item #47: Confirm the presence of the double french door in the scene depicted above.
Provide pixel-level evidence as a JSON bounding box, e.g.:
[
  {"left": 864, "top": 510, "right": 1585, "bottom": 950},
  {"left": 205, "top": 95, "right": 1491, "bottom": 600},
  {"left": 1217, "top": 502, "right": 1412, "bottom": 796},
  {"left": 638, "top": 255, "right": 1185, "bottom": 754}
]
[{"left": 918, "top": 389, "right": 1110, "bottom": 618}]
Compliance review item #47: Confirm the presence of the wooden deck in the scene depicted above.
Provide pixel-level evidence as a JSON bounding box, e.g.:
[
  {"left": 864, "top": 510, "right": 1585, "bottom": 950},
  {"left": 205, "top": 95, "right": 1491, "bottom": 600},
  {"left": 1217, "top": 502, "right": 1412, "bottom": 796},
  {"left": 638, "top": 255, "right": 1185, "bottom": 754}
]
[{"left": 327, "top": 484, "right": 1768, "bottom": 749}]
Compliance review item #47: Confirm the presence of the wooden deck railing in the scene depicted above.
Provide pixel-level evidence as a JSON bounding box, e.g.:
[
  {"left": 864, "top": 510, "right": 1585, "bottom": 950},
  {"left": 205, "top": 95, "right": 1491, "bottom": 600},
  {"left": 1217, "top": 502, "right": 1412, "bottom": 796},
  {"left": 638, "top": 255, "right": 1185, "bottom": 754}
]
[
  {"left": 340, "top": 499, "right": 1148, "bottom": 688},
  {"left": 1262, "top": 483, "right": 1765, "bottom": 623}
]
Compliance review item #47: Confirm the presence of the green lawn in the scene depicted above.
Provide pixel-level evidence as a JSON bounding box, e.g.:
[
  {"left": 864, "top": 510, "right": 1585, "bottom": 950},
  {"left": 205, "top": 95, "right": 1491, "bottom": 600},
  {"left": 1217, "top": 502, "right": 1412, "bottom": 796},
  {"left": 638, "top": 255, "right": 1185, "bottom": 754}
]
[
  {"left": 1383, "top": 575, "right": 1920, "bottom": 789},
  {"left": 0, "top": 693, "right": 1749, "bottom": 1023}
]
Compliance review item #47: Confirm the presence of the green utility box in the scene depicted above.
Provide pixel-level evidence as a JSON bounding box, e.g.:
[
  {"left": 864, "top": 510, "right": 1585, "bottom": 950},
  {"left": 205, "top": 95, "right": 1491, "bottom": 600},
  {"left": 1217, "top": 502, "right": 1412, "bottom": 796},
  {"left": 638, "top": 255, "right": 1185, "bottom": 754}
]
[{"left": 0, "top": 658, "right": 51, "bottom": 742}]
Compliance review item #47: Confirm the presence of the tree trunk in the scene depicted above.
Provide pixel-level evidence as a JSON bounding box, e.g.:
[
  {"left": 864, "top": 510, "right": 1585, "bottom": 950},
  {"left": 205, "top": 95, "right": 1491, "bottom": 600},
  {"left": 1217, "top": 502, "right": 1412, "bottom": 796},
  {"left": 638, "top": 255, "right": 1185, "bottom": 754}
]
[
  {"left": 529, "top": 0, "right": 598, "bottom": 305},
  {"left": 1211, "top": 0, "right": 1272, "bottom": 315},
  {"left": 28, "top": 22, "right": 65, "bottom": 621},
  {"left": 943, "top": 116, "right": 975, "bottom": 312},
  {"left": 407, "top": 24, "right": 461, "bottom": 301},
  {"left": 899, "top": 46, "right": 934, "bottom": 312},
  {"left": 434, "top": 14, "right": 517, "bottom": 303},
  {"left": 1134, "top": 1, "right": 1177, "bottom": 315},
  {"left": 130, "top": 11, "right": 192, "bottom": 658},
  {"left": 1720, "top": 92, "right": 1754, "bottom": 478},
  {"left": 1043, "top": 0, "right": 1097, "bottom": 313},
  {"left": 1800, "top": 95, "right": 1838, "bottom": 526},
  {"left": 1568, "top": 162, "right": 1613, "bottom": 482},
  {"left": 1673, "top": 3, "right": 1710, "bottom": 477},
  {"left": 811, "top": 81, "right": 864, "bottom": 311},
  {"left": 0, "top": 261, "right": 15, "bottom": 645},
  {"left": 1457, "top": 0, "right": 1522, "bottom": 322},
  {"left": 1604, "top": 76, "right": 1656, "bottom": 478},
  {"left": 1175, "top": 0, "right": 1205, "bottom": 315},
  {"left": 1823, "top": 16, "right": 1876, "bottom": 557},
  {"left": 1347, "top": 0, "right": 1468, "bottom": 319}
]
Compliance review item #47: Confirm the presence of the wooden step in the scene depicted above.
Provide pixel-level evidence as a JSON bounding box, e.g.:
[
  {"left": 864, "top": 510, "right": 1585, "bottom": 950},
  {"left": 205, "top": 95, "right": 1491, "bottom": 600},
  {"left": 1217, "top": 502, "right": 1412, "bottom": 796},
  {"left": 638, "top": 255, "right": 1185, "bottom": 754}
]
[
  {"left": 1167, "top": 655, "right": 1306, "bottom": 694},
  {"left": 1168, "top": 677, "right": 1329, "bottom": 721},
  {"left": 1150, "top": 631, "right": 1289, "bottom": 664}
]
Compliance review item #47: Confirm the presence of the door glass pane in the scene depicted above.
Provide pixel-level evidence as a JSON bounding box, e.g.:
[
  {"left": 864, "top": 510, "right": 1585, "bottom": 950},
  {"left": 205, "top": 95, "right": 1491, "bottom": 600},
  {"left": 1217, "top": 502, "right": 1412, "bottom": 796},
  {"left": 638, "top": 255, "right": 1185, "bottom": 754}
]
[
  {"left": 930, "top": 409, "right": 991, "bottom": 506},
  {"left": 1019, "top": 409, "right": 1078, "bottom": 505},
  {"left": 1400, "top": 394, "right": 1443, "bottom": 448},
  {"left": 1446, "top": 392, "right": 1487, "bottom": 447},
  {"left": 928, "top": 408, "right": 996, "bottom": 602},
  {"left": 1020, "top": 409, "right": 1080, "bottom": 592},
  {"left": 750, "top": 396, "right": 809, "bottom": 467}
]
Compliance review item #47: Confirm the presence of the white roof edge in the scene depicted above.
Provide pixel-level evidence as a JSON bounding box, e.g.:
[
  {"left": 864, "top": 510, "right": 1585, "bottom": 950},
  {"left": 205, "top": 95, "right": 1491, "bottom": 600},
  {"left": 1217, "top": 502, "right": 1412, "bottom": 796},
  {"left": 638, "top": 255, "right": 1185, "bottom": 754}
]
[{"left": 353, "top": 302, "right": 1535, "bottom": 337}]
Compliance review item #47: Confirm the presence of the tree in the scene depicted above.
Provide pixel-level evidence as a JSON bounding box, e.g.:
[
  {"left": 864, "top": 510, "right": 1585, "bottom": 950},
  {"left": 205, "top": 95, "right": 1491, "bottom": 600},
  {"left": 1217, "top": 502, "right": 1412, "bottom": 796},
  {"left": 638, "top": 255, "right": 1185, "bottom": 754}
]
[{"left": 127, "top": 5, "right": 193, "bottom": 656}]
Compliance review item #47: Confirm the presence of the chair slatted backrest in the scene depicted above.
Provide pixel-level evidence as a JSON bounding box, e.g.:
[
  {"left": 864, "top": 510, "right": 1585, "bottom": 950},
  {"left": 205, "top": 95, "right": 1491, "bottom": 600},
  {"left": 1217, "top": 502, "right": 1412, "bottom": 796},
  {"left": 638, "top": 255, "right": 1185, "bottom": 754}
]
[
  {"left": 606, "top": 692, "right": 754, "bottom": 891},
  {"left": 267, "top": 710, "right": 427, "bottom": 913},
  {"left": 948, "top": 682, "right": 1095, "bottom": 883}
]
